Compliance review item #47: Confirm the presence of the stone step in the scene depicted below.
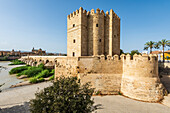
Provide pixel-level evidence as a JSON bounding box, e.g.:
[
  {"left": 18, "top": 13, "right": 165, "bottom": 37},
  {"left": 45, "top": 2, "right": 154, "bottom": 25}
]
[{"left": 162, "top": 94, "right": 170, "bottom": 107}]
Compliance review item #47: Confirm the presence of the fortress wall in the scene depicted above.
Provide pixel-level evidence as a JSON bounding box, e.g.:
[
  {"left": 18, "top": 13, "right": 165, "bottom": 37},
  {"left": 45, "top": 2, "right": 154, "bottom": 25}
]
[
  {"left": 121, "top": 54, "right": 167, "bottom": 102},
  {"left": 21, "top": 55, "right": 168, "bottom": 101},
  {"left": 79, "top": 73, "right": 122, "bottom": 94},
  {"left": 77, "top": 55, "right": 123, "bottom": 74},
  {"left": 55, "top": 57, "right": 79, "bottom": 78},
  {"left": 77, "top": 55, "right": 123, "bottom": 94}
]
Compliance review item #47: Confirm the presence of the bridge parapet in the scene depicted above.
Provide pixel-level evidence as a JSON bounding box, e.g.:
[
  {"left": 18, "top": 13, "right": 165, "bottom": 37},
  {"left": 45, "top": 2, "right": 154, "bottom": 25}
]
[{"left": 20, "top": 56, "right": 66, "bottom": 68}]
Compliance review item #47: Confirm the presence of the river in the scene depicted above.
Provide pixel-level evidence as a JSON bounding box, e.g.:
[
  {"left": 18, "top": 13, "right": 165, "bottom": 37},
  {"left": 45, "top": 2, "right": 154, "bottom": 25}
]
[{"left": 0, "top": 61, "right": 24, "bottom": 91}]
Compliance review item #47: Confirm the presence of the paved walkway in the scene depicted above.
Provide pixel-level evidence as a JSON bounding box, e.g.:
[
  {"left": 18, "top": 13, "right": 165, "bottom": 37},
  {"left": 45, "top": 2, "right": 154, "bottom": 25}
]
[
  {"left": 93, "top": 96, "right": 170, "bottom": 113},
  {"left": 161, "top": 74, "right": 170, "bottom": 107},
  {"left": 0, "top": 81, "right": 52, "bottom": 108},
  {"left": 0, "top": 81, "right": 170, "bottom": 113}
]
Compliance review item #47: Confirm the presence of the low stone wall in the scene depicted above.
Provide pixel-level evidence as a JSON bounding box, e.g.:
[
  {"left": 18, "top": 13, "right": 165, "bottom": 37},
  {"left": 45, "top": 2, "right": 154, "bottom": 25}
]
[
  {"left": 159, "top": 62, "right": 170, "bottom": 75},
  {"left": 159, "top": 62, "right": 170, "bottom": 68}
]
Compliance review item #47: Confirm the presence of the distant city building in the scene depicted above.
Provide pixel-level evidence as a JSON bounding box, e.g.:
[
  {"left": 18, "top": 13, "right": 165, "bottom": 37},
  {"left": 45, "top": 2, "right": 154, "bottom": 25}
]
[
  {"left": 151, "top": 50, "right": 170, "bottom": 61},
  {"left": 0, "top": 49, "right": 21, "bottom": 56},
  {"left": 0, "top": 48, "right": 66, "bottom": 57},
  {"left": 31, "top": 47, "right": 46, "bottom": 56}
]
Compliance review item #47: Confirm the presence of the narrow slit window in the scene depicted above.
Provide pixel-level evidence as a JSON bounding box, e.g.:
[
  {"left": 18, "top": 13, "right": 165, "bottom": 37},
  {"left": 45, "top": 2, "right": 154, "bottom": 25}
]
[
  {"left": 73, "top": 24, "right": 75, "bottom": 27},
  {"left": 73, "top": 52, "right": 75, "bottom": 57},
  {"left": 99, "top": 39, "right": 101, "bottom": 42},
  {"left": 96, "top": 24, "right": 98, "bottom": 27},
  {"left": 73, "top": 39, "right": 76, "bottom": 43}
]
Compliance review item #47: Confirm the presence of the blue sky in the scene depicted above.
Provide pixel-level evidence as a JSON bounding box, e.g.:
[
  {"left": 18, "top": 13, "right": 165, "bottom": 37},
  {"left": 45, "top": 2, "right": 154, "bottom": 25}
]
[{"left": 0, "top": 0, "right": 169, "bottom": 53}]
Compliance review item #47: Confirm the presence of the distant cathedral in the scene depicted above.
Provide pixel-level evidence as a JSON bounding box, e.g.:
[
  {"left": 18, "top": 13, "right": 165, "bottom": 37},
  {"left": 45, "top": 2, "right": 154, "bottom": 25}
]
[{"left": 67, "top": 7, "right": 120, "bottom": 57}]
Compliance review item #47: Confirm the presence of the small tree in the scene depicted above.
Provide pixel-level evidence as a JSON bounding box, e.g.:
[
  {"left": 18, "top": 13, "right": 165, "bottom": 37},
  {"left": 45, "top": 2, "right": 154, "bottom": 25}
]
[
  {"left": 120, "top": 49, "right": 124, "bottom": 55},
  {"left": 155, "top": 39, "right": 170, "bottom": 62},
  {"left": 29, "top": 76, "right": 96, "bottom": 113},
  {"left": 144, "top": 41, "right": 156, "bottom": 54},
  {"left": 130, "top": 50, "right": 140, "bottom": 56}
]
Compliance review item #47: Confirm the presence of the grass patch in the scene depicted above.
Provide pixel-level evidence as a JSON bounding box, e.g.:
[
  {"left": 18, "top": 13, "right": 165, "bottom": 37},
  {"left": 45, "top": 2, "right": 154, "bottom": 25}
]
[
  {"left": 24, "top": 67, "right": 43, "bottom": 77},
  {"left": 9, "top": 59, "right": 25, "bottom": 65},
  {"left": 10, "top": 63, "right": 55, "bottom": 83},
  {"left": 9, "top": 66, "right": 30, "bottom": 74},
  {"left": 36, "top": 69, "right": 50, "bottom": 78},
  {"left": 49, "top": 75, "right": 54, "bottom": 80},
  {"left": 29, "top": 77, "right": 45, "bottom": 83}
]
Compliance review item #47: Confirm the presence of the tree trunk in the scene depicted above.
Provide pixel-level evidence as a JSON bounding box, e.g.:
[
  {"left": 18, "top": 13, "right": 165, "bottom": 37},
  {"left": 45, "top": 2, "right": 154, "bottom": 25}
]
[
  {"left": 150, "top": 48, "right": 152, "bottom": 54},
  {"left": 163, "top": 46, "right": 165, "bottom": 62}
]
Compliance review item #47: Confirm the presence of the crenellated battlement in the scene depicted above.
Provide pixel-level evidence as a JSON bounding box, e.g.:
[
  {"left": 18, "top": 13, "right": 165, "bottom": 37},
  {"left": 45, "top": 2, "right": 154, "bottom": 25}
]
[
  {"left": 87, "top": 54, "right": 158, "bottom": 62},
  {"left": 67, "top": 7, "right": 120, "bottom": 20},
  {"left": 121, "top": 54, "right": 158, "bottom": 62}
]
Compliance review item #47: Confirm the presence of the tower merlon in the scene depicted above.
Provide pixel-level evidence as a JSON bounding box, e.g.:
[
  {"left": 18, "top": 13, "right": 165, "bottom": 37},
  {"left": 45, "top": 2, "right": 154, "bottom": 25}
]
[
  {"left": 96, "top": 8, "right": 100, "bottom": 14},
  {"left": 79, "top": 7, "right": 83, "bottom": 12},
  {"left": 76, "top": 9, "right": 79, "bottom": 15}
]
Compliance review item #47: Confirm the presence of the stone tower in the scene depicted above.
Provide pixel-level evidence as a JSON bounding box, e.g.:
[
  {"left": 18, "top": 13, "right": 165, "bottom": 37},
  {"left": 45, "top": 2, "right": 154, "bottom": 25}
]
[{"left": 67, "top": 7, "right": 120, "bottom": 57}]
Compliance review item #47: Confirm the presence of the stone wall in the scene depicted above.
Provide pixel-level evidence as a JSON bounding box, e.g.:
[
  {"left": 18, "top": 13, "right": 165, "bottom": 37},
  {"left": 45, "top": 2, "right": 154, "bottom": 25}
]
[
  {"left": 77, "top": 55, "right": 123, "bottom": 94},
  {"left": 121, "top": 54, "right": 167, "bottom": 102},
  {"left": 159, "top": 62, "right": 170, "bottom": 75},
  {"left": 20, "top": 54, "right": 167, "bottom": 102},
  {"left": 55, "top": 57, "right": 79, "bottom": 78},
  {"left": 79, "top": 73, "right": 122, "bottom": 94}
]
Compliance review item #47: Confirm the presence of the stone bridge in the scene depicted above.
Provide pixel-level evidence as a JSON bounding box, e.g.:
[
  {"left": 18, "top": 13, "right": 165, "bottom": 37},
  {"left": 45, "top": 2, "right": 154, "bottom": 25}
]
[{"left": 20, "top": 56, "right": 66, "bottom": 68}]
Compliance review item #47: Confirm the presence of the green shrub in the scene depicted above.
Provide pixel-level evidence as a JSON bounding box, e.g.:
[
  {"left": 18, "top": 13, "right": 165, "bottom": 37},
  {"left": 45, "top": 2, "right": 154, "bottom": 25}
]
[
  {"left": 29, "top": 76, "right": 96, "bottom": 113},
  {"left": 49, "top": 69, "right": 55, "bottom": 75},
  {"left": 38, "top": 78, "right": 45, "bottom": 82},
  {"left": 29, "top": 77, "right": 45, "bottom": 83},
  {"left": 25, "top": 67, "right": 43, "bottom": 77},
  {"left": 9, "top": 66, "right": 30, "bottom": 74},
  {"left": 29, "top": 77, "right": 37, "bottom": 83},
  {"left": 118, "top": 91, "right": 122, "bottom": 95},
  {"left": 9, "top": 59, "right": 25, "bottom": 65},
  {"left": 36, "top": 70, "right": 50, "bottom": 79},
  {"left": 95, "top": 90, "right": 101, "bottom": 95},
  {"left": 38, "top": 63, "right": 45, "bottom": 69},
  {"left": 49, "top": 75, "right": 54, "bottom": 80}
]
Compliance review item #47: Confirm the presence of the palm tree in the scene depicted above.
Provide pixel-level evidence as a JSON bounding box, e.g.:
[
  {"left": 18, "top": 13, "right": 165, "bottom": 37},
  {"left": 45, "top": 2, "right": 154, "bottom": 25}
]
[
  {"left": 156, "top": 39, "right": 170, "bottom": 62},
  {"left": 144, "top": 41, "right": 156, "bottom": 54}
]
